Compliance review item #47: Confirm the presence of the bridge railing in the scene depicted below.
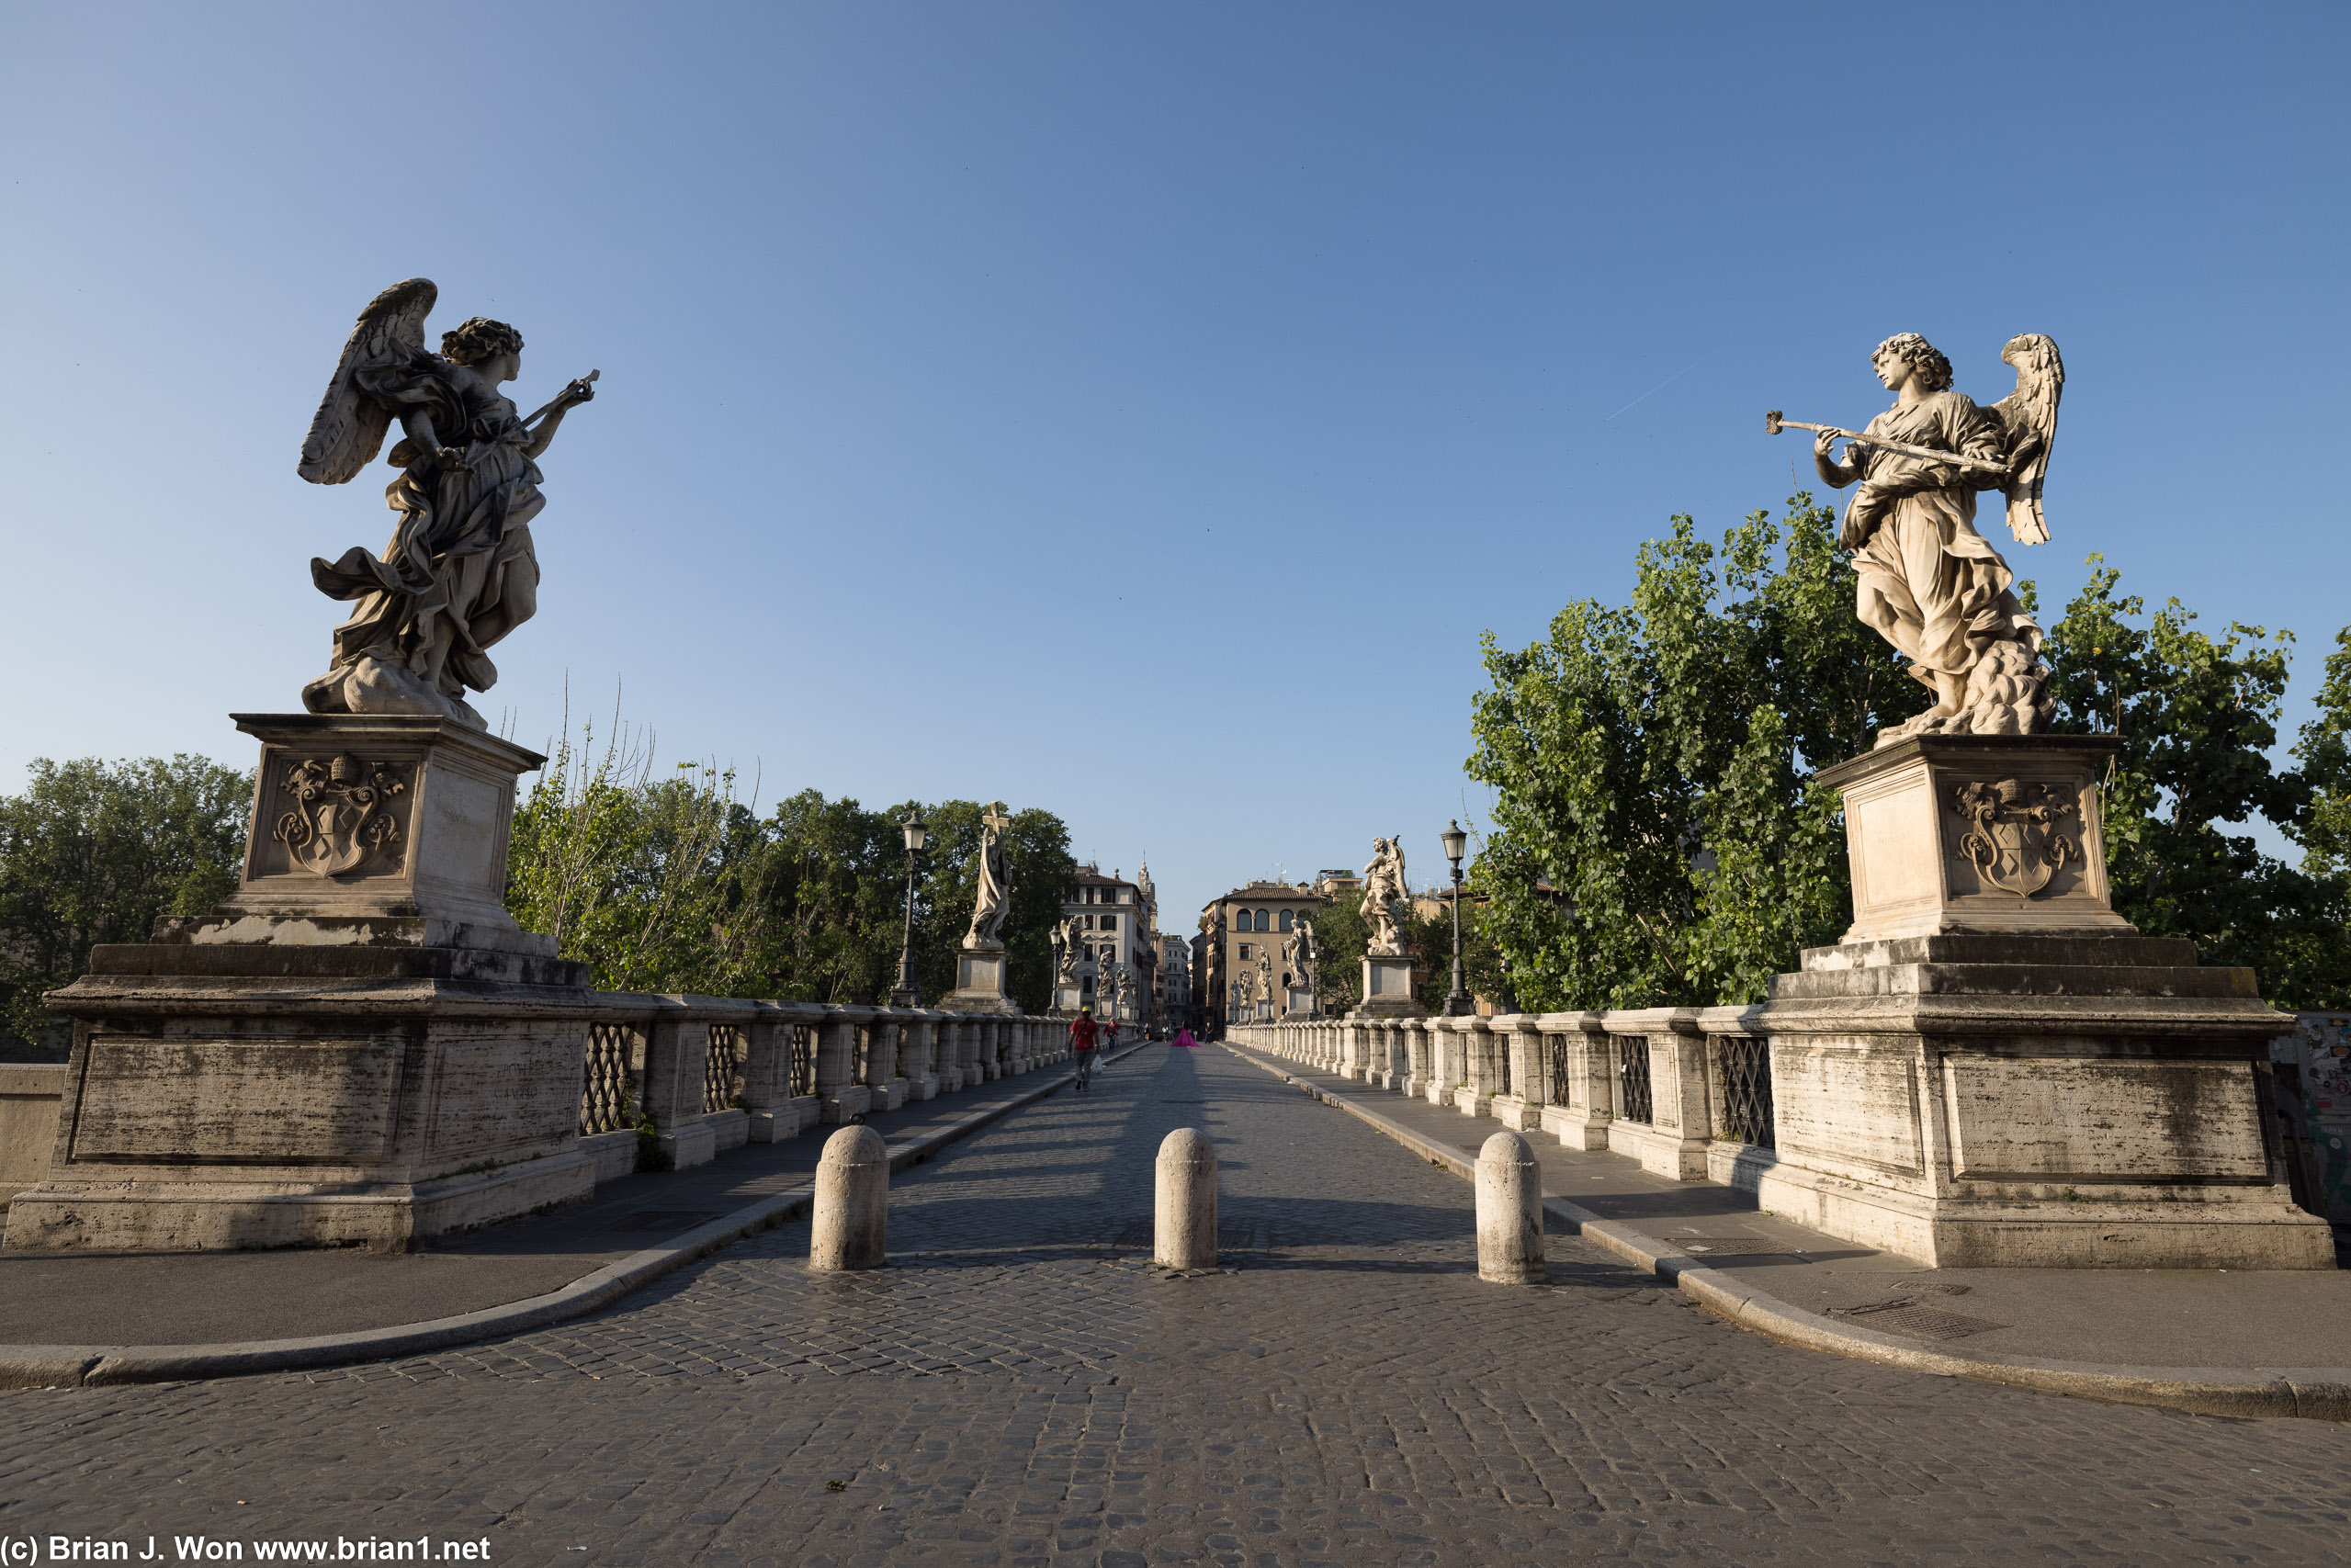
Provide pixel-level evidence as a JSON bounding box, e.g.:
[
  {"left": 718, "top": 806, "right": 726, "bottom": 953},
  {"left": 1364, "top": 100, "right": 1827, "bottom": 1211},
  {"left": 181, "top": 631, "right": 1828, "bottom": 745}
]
[
  {"left": 1222, "top": 1006, "right": 1779, "bottom": 1187},
  {"left": 573, "top": 998, "right": 1068, "bottom": 1179}
]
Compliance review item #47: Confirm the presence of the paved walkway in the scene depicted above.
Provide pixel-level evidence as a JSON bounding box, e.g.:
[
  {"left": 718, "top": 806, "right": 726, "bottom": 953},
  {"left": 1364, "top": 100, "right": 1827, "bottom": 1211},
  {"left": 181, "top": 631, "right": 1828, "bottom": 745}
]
[
  {"left": 5, "top": 1042, "right": 2349, "bottom": 1566},
  {"left": 0, "top": 1060, "right": 1094, "bottom": 1347},
  {"left": 1221, "top": 1043, "right": 2351, "bottom": 1373}
]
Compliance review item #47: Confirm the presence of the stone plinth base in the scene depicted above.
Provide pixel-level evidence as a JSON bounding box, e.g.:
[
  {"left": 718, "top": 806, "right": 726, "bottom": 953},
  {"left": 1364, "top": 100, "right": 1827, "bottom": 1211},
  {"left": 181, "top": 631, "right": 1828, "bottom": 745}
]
[
  {"left": 1486, "top": 1094, "right": 1540, "bottom": 1133},
  {"left": 1758, "top": 931, "right": 2334, "bottom": 1269},
  {"left": 1540, "top": 1104, "right": 1611, "bottom": 1152},
  {"left": 1354, "top": 954, "right": 1425, "bottom": 1020},
  {"left": 1824, "top": 734, "right": 2135, "bottom": 942},
  {"left": 1771, "top": 731, "right": 2334, "bottom": 1269},
  {"left": 941, "top": 941, "right": 1020, "bottom": 1015},
  {"left": 748, "top": 1097, "right": 819, "bottom": 1144},
  {"left": 4, "top": 917, "right": 599, "bottom": 1255},
  {"left": 1, "top": 715, "right": 616, "bottom": 1256},
  {"left": 1606, "top": 1118, "right": 1710, "bottom": 1181},
  {"left": 821, "top": 1087, "right": 874, "bottom": 1124}
]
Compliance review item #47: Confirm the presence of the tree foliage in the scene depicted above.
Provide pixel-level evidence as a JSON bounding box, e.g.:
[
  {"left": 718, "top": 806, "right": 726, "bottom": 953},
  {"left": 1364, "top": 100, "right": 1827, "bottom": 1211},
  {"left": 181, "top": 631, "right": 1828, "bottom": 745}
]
[
  {"left": 1467, "top": 497, "right": 1924, "bottom": 1010},
  {"left": 1469, "top": 503, "right": 2351, "bottom": 1012},
  {"left": 0, "top": 755, "right": 250, "bottom": 1055},
  {"left": 2044, "top": 558, "right": 2351, "bottom": 1007},
  {"left": 505, "top": 716, "right": 1078, "bottom": 1008}
]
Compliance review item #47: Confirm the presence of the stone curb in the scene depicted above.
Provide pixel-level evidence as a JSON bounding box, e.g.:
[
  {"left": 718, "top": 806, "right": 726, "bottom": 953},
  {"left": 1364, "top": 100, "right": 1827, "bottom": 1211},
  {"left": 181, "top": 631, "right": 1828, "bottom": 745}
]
[
  {"left": 1220, "top": 1043, "right": 2351, "bottom": 1425},
  {"left": 0, "top": 1041, "right": 1150, "bottom": 1391}
]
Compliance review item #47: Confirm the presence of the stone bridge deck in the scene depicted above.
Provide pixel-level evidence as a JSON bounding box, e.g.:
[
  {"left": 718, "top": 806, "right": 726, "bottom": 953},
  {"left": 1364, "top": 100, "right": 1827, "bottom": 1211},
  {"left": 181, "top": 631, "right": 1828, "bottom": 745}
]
[{"left": 4, "top": 1043, "right": 2347, "bottom": 1565}]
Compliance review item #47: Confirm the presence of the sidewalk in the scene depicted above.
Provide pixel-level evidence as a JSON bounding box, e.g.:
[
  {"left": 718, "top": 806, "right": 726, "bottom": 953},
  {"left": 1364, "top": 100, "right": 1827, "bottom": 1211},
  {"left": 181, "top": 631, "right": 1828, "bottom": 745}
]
[
  {"left": 0, "top": 1043, "right": 1147, "bottom": 1385},
  {"left": 1223, "top": 1042, "right": 2351, "bottom": 1421}
]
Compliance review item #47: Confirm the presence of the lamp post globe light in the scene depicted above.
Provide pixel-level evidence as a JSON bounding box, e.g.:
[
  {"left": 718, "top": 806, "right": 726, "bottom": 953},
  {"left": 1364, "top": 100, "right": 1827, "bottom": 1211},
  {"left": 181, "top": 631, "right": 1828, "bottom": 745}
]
[
  {"left": 890, "top": 810, "right": 928, "bottom": 1009},
  {"left": 1441, "top": 819, "right": 1472, "bottom": 1017}
]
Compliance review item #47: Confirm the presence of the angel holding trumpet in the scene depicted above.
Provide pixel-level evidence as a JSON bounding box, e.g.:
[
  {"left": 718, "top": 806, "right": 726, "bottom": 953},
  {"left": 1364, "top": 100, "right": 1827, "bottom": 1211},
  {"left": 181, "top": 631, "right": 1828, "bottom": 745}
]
[
  {"left": 1769, "top": 332, "right": 2064, "bottom": 743},
  {"left": 294, "top": 277, "right": 598, "bottom": 727}
]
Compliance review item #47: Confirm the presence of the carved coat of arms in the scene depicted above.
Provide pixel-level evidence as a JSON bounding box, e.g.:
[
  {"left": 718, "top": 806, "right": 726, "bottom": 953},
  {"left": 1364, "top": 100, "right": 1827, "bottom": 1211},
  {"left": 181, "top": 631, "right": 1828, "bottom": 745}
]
[
  {"left": 1950, "top": 779, "right": 2078, "bottom": 897},
  {"left": 271, "top": 754, "right": 409, "bottom": 877}
]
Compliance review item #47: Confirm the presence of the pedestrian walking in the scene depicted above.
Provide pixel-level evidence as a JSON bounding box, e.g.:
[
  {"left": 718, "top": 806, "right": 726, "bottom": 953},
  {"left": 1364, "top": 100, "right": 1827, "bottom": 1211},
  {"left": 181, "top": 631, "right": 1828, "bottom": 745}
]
[{"left": 1068, "top": 1007, "right": 1100, "bottom": 1091}]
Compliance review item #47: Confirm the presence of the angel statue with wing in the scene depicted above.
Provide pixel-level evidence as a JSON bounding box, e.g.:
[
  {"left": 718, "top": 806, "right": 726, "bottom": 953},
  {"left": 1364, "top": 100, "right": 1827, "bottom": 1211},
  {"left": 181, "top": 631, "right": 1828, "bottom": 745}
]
[
  {"left": 1360, "top": 836, "right": 1408, "bottom": 956},
  {"left": 295, "top": 278, "right": 598, "bottom": 727},
  {"left": 1802, "top": 332, "right": 2063, "bottom": 746}
]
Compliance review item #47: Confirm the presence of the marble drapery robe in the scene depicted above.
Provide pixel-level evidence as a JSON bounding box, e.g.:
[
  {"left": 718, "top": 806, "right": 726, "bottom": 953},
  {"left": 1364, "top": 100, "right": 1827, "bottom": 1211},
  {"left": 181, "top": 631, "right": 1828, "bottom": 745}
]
[
  {"left": 1842, "top": 389, "right": 2039, "bottom": 689},
  {"left": 304, "top": 361, "right": 545, "bottom": 719}
]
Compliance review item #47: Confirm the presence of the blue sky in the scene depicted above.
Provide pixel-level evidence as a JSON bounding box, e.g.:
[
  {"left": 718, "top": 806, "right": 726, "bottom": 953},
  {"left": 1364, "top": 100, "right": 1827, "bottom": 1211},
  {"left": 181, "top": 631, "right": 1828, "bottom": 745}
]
[{"left": 4, "top": 3, "right": 2345, "bottom": 930}]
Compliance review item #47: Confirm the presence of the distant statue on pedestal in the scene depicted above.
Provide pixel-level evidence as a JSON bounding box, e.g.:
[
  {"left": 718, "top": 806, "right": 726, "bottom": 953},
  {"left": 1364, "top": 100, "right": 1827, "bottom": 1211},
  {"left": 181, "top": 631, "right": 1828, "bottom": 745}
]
[
  {"left": 296, "top": 278, "right": 599, "bottom": 728},
  {"left": 1361, "top": 836, "right": 1408, "bottom": 954}
]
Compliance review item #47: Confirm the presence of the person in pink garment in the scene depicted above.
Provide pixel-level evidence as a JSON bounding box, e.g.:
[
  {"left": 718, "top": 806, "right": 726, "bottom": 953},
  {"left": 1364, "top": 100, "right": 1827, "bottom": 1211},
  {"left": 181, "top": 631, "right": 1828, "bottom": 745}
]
[{"left": 1171, "top": 1027, "right": 1199, "bottom": 1049}]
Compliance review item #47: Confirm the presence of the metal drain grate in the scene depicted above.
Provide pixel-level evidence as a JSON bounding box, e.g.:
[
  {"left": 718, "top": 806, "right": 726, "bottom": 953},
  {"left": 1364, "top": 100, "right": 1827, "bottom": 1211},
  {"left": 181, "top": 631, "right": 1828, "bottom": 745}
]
[
  {"left": 1660, "top": 1235, "right": 1805, "bottom": 1258},
  {"left": 1837, "top": 1301, "right": 2008, "bottom": 1340},
  {"left": 1893, "top": 1279, "right": 1974, "bottom": 1296}
]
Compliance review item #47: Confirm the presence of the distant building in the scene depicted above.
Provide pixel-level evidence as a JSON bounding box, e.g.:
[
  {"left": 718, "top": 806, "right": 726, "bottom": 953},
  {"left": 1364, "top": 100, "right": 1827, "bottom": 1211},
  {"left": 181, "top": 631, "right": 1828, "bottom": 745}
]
[
  {"left": 1200, "top": 880, "right": 1327, "bottom": 1031},
  {"left": 1159, "top": 932, "right": 1191, "bottom": 1030},
  {"left": 1065, "top": 863, "right": 1157, "bottom": 1023}
]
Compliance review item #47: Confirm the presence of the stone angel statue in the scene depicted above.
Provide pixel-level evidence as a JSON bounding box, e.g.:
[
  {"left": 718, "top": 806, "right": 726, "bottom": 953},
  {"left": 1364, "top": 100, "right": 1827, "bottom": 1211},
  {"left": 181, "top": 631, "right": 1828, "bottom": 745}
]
[
  {"left": 1053, "top": 915, "right": 1083, "bottom": 983},
  {"left": 1795, "top": 333, "right": 2064, "bottom": 745},
  {"left": 296, "top": 278, "right": 598, "bottom": 728},
  {"left": 1360, "top": 836, "right": 1408, "bottom": 955},
  {"left": 966, "top": 803, "right": 1016, "bottom": 946}
]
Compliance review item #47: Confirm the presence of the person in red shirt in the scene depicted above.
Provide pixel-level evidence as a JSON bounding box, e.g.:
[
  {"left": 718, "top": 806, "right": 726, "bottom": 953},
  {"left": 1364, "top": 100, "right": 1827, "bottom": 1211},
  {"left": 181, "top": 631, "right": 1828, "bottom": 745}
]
[{"left": 1068, "top": 1008, "right": 1100, "bottom": 1091}]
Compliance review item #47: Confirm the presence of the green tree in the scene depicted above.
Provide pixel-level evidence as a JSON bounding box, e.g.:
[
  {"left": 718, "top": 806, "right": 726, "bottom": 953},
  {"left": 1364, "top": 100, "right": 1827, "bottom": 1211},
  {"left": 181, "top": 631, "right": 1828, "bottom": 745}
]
[
  {"left": 1467, "top": 496, "right": 1925, "bottom": 1010},
  {"left": 506, "top": 715, "right": 1079, "bottom": 1008},
  {"left": 899, "top": 800, "right": 1077, "bottom": 1012},
  {"left": 0, "top": 755, "right": 250, "bottom": 1055},
  {"left": 2044, "top": 558, "right": 2351, "bottom": 1007},
  {"left": 506, "top": 717, "right": 760, "bottom": 995}
]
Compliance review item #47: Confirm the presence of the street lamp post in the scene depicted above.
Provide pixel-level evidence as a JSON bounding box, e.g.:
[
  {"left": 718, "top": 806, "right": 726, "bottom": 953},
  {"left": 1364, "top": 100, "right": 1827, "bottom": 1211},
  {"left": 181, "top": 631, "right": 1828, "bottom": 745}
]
[
  {"left": 1441, "top": 819, "right": 1471, "bottom": 1017},
  {"left": 890, "top": 810, "right": 928, "bottom": 1009}
]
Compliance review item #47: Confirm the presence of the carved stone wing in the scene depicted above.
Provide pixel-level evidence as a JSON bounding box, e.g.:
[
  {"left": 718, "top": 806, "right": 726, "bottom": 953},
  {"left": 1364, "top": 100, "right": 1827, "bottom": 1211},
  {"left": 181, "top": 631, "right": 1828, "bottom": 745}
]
[
  {"left": 1986, "top": 333, "right": 2063, "bottom": 545},
  {"left": 297, "top": 277, "right": 438, "bottom": 484}
]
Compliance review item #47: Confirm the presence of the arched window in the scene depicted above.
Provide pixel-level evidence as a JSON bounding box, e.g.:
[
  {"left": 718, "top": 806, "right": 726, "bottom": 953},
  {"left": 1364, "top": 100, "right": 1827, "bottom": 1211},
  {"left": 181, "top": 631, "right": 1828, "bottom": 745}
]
[
  {"left": 1256, "top": 909, "right": 1271, "bottom": 932},
  {"left": 1278, "top": 909, "right": 1294, "bottom": 932}
]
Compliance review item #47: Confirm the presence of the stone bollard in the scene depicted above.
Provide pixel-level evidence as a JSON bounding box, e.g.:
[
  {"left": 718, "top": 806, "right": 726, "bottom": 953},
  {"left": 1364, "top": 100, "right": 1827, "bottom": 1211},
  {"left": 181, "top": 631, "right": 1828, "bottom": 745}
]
[
  {"left": 1475, "top": 1130, "right": 1545, "bottom": 1284},
  {"left": 1154, "top": 1127, "right": 1218, "bottom": 1269},
  {"left": 810, "top": 1124, "right": 889, "bottom": 1271}
]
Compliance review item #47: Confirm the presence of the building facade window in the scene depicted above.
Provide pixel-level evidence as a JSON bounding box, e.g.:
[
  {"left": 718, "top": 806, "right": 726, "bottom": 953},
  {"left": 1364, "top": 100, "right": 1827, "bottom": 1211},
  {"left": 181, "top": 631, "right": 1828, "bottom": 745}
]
[
  {"left": 1279, "top": 909, "right": 1294, "bottom": 931},
  {"left": 1101, "top": 914, "right": 1116, "bottom": 933},
  {"left": 1238, "top": 942, "right": 1252, "bottom": 961},
  {"left": 1255, "top": 910, "right": 1270, "bottom": 931}
]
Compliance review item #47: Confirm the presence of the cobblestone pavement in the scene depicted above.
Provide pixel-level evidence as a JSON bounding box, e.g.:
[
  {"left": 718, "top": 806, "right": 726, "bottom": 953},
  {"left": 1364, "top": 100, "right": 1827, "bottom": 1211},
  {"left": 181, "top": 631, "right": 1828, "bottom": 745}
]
[{"left": 5, "top": 1044, "right": 2349, "bottom": 1566}]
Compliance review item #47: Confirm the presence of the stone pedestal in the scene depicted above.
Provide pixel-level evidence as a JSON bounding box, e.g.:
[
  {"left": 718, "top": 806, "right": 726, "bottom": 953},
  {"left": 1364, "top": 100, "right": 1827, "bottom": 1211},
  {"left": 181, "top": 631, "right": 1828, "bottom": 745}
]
[
  {"left": 1355, "top": 953, "right": 1424, "bottom": 1020},
  {"left": 940, "top": 938, "right": 1021, "bottom": 1015},
  {"left": 1754, "top": 735, "right": 2334, "bottom": 1269},
  {"left": 4, "top": 715, "right": 597, "bottom": 1255}
]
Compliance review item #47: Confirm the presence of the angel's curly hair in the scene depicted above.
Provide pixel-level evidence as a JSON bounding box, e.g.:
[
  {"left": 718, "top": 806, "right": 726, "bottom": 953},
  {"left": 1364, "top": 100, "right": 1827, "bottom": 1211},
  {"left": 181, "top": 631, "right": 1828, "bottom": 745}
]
[
  {"left": 440, "top": 317, "right": 525, "bottom": 367},
  {"left": 1873, "top": 333, "right": 1952, "bottom": 392}
]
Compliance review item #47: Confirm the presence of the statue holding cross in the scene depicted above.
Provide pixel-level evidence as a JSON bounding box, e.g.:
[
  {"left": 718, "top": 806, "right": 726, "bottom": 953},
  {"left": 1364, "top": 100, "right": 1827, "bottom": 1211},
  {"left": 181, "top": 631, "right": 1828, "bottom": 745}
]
[{"left": 965, "top": 801, "right": 1016, "bottom": 948}]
